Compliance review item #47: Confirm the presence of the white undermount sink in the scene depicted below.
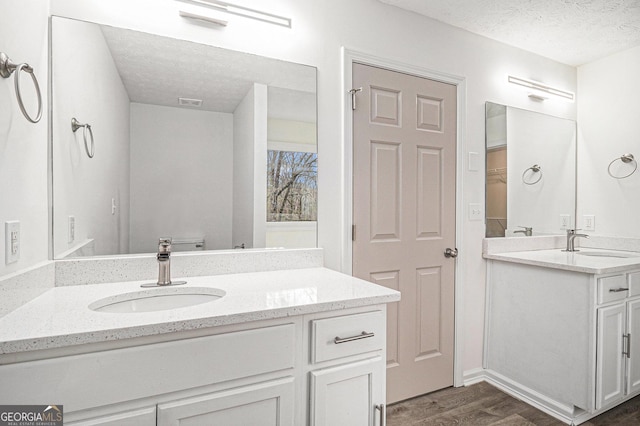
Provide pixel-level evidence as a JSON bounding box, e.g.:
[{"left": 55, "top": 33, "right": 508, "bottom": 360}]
[
  {"left": 576, "top": 251, "right": 640, "bottom": 259},
  {"left": 89, "top": 287, "right": 226, "bottom": 313}
]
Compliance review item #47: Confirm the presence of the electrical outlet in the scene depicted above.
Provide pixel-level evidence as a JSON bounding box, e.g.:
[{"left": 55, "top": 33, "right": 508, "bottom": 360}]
[
  {"left": 68, "top": 216, "right": 75, "bottom": 243},
  {"left": 469, "top": 203, "right": 482, "bottom": 221},
  {"left": 560, "top": 214, "right": 572, "bottom": 230},
  {"left": 5, "top": 221, "right": 20, "bottom": 264},
  {"left": 583, "top": 215, "right": 595, "bottom": 231}
]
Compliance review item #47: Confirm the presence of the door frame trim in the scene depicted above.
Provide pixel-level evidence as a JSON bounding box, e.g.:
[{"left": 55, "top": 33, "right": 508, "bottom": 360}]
[{"left": 341, "top": 47, "right": 467, "bottom": 387}]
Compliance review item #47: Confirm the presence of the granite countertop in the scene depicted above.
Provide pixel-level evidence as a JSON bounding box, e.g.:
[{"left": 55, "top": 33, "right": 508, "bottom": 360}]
[
  {"left": 0, "top": 267, "right": 400, "bottom": 355},
  {"left": 484, "top": 248, "right": 640, "bottom": 274}
]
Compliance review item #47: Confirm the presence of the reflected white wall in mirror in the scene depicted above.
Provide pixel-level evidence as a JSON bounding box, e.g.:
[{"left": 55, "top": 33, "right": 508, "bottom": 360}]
[
  {"left": 51, "top": 17, "right": 317, "bottom": 258},
  {"left": 485, "top": 102, "right": 576, "bottom": 238}
]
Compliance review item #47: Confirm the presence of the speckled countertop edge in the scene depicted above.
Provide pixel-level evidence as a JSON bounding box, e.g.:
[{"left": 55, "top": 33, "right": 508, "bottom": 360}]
[
  {"left": 484, "top": 248, "right": 640, "bottom": 274},
  {"left": 0, "top": 267, "right": 400, "bottom": 355}
]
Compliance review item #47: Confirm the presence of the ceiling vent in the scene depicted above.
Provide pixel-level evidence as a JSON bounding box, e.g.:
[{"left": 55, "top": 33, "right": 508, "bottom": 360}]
[{"left": 178, "top": 97, "right": 203, "bottom": 107}]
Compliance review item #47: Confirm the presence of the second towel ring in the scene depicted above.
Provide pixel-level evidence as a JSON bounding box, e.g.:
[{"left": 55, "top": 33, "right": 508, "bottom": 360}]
[
  {"left": 522, "top": 164, "right": 542, "bottom": 185},
  {"left": 71, "top": 118, "right": 95, "bottom": 158},
  {"left": 608, "top": 154, "right": 637, "bottom": 179},
  {"left": 0, "top": 52, "right": 43, "bottom": 123}
]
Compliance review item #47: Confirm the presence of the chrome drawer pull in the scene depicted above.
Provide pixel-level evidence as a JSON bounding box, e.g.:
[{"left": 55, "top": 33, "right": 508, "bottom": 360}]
[
  {"left": 334, "top": 331, "right": 375, "bottom": 344},
  {"left": 609, "top": 288, "right": 629, "bottom": 293}
]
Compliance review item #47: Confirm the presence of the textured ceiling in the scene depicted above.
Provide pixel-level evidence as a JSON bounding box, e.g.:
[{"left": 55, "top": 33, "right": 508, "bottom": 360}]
[
  {"left": 379, "top": 0, "right": 640, "bottom": 66},
  {"left": 100, "top": 25, "right": 316, "bottom": 114}
]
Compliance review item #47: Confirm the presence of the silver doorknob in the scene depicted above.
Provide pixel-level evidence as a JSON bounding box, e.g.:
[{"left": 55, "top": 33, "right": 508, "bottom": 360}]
[{"left": 444, "top": 248, "right": 458, "bottom": 258}]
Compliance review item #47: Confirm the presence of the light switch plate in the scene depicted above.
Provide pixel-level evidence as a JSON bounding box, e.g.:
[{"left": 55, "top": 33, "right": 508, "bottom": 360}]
[
  {"left": 68, "top": 216, "right": 75, "bottom": 243},
  {"left": 583, "top": 215, "right": 595, "bottom": 231},
  {"left": 469, "top": 203, "right": 482, "bottom": 221},
  {"left": 468, "top": 152, "right": 480, "bottom": 172},
  {"left": 5, "top": 221, "right": 20, "bottom": 264}
]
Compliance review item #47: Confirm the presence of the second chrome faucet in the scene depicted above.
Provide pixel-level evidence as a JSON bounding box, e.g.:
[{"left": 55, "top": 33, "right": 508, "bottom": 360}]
[{"left": 563, "top": 229, "right": 589, "bottom": 252}]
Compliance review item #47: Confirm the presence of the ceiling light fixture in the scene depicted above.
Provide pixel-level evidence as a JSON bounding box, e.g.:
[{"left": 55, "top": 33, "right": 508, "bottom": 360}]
[
  {"left": 508, "top": 75, "right": 574, "bottom": 101},
  {"left": 177, "top": 0, "right": 292, "bottom": 28}
]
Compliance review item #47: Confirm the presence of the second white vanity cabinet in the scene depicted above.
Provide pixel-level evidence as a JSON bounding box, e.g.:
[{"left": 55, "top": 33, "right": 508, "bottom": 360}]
[
  {"left": 485, "top": 255, "right": 640, "bottom": 425},
  {"left": 596, "top": 272, "right": 640, "bottom": 409}
]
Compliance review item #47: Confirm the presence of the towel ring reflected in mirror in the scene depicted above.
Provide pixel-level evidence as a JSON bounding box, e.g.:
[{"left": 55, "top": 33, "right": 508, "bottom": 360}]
[
  {"left": 607, "top": 153, "right": 637, "bottom": 179},
  {"left": 0, "top": 52, "right": 43, "bottom": 123},
  {"left": 71, "top": 118, "right": 95, "bottom": 158},
  {"left": 522, "top": 164, "right": 542, "bottom": 185}
]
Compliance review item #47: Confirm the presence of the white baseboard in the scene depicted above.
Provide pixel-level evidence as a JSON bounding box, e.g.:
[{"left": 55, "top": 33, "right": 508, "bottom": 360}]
[
  {"left": 461, "top": 367, "right": 485, "bottom": 386},
  {"left": 461, "top": 369, "right": 638, "bottom": 426}
]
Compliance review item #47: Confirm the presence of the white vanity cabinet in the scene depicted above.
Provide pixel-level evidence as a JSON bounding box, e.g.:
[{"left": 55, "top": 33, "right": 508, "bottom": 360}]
[
  {"left": 0, "top": 305, "right": 389, "bottom": 426},
  {"left": 485, "top": 259, "right": 640, "bottom": 424},
  {"left": 306, "top": 310, "right": 387, "bottom": 426},
  {"left": 1, "top": 317, "right": 299, "bottom": 426}
]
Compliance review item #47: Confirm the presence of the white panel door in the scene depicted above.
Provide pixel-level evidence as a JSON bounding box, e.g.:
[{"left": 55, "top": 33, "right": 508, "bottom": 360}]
[
  {"left": 352, "top": 63, "right": 457, "bottom": 403},
  {"left": 627, "top": 298, "right": 640, "bottom": 395},
  {"left": 310, "top": 357, "right": 384, "bottom": 426},
  {"left": 596, "top": 303, "right": 626, "bottom": 410},
  {"left": 157, "top": 377, "right": 295, "bottom": 426}
]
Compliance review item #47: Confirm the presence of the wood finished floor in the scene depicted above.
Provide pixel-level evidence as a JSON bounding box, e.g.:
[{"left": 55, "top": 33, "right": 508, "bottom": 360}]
[{"left": 386, "top": 381, "right": 640, "bottom": 425}]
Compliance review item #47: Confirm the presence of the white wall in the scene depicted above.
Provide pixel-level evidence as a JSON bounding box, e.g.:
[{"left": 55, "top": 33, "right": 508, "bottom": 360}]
[
  {"left": 577, "top": 45, "right": 640, "bottom": 236},
  {"left": 52, "top": 18, "right": 131, "bottom": 258},
  {"left": 232, "top": 83, "right": 267, "bottom": 249},
  {"left": 15, "top": 0, "right": 577, "bottom": 376},
  {"left": 0, "top": 0, "right": 50, "bottom": 275},
  {"left": 129, "top": 103, "right": 233, "bottom": 253},
  {"left": 506, "top": 107, "right": 576, "bottom": 235}
]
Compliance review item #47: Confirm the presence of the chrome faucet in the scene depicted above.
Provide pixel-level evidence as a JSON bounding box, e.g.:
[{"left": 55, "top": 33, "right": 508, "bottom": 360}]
[
  {"left": 141, "top": 238, "right": 187, "bottom": 287},
  {"left": 563, "top": 229, "right": 589, "bottom": 252},
  {"left": 157, "top": 238, "right": 173, "bottom": 285},
  {"left": 514, "top": 226, "right": 533, "bottom": 237}
]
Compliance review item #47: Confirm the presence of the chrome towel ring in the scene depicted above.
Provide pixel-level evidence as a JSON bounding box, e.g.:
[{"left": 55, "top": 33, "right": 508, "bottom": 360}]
[
  {"left": 522, "top": 164, "right": 542, "bottom": 185},
  {"left": 71, "top": 118, "right": 95, "bottom": 158},
  {"left": 608, "top": 153, "right": 637, "bottom": 179},
  {"left": 0, "top": 52, "right": 43, "bottom": 123}
]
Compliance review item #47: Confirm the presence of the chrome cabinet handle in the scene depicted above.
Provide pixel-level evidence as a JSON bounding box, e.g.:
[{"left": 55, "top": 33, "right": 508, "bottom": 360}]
[
  {"left": 333, "top": 331, "right": 374, "bottom": 344},
  {"left": 609, "top": 288, "right": 629, "bottom": 293},
  {"left": 444, "top": 248, "right": 458, "bottom": 258},
  {"left": 623, "top": 333, "right": 631, "bottom": 358},
  {"left": 376, "top": 404, "right": 386, "bottom": 426}
]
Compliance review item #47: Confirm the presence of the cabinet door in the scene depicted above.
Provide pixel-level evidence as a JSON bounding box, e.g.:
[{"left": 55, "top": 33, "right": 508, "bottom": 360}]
[
  {"left": 157, "top": 377, "right": 294, "bottom": 426},
  {"left": 596, "top": 304, "right": 626, "bottom": 410},
  {"left": 66, "top": 407, "right": 156, "bottom": 426},
  {"left": 627, "top": 299, "right": 640, "bottom": 395},
  {"left": 310, "top": 357, "right": 384, "bottom": 426}
]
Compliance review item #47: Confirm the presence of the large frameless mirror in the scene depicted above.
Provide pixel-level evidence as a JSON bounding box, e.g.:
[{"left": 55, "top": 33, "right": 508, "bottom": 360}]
[
  {"left": 51, "top": 17, "right": 317, "bottom": 258},
  {"left": 485, "top": 102, "right": 576, "bottom": 238}
]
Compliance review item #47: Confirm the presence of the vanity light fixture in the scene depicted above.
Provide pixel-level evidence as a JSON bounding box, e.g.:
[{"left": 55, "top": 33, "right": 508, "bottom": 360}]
[
  {"left": 508, "top": 75, "right": 574, "bottom": 101},
  {"left": 176, "top": 0, "right": 292, "bottom": 28},
  {"left": 179, "top": 10, "right": 228, "bottom": 27}
]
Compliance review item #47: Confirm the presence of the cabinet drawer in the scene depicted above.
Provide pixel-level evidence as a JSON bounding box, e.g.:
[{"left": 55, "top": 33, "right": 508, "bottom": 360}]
[
  {"left": 598, "top": 275, "right": 629, "bottom": 304},
  {"left": 629, "top": 272, "right": 640, "bottom": 297},
  {"left": 311, "top": 310, "right": 384, "bottom": 363},
  {"left": 0, "top": 323, "right": 296, "bottom": 413}
]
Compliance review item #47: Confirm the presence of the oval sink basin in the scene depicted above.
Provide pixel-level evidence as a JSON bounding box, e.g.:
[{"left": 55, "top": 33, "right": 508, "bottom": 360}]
[
  {"left": 577, "top": 251, "right": 640, "bottom": 259},
  {"left": 89, "top": 287, "right": 226, "bottom": 313}
]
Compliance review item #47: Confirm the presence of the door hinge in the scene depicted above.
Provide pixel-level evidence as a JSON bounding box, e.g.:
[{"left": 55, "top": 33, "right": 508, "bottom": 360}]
[
  {"left": 352, "top": 224, "right": 356, "bottom": 241},
  {"left": 349, "top": 87, "right": 362, "bottom": 110}
]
